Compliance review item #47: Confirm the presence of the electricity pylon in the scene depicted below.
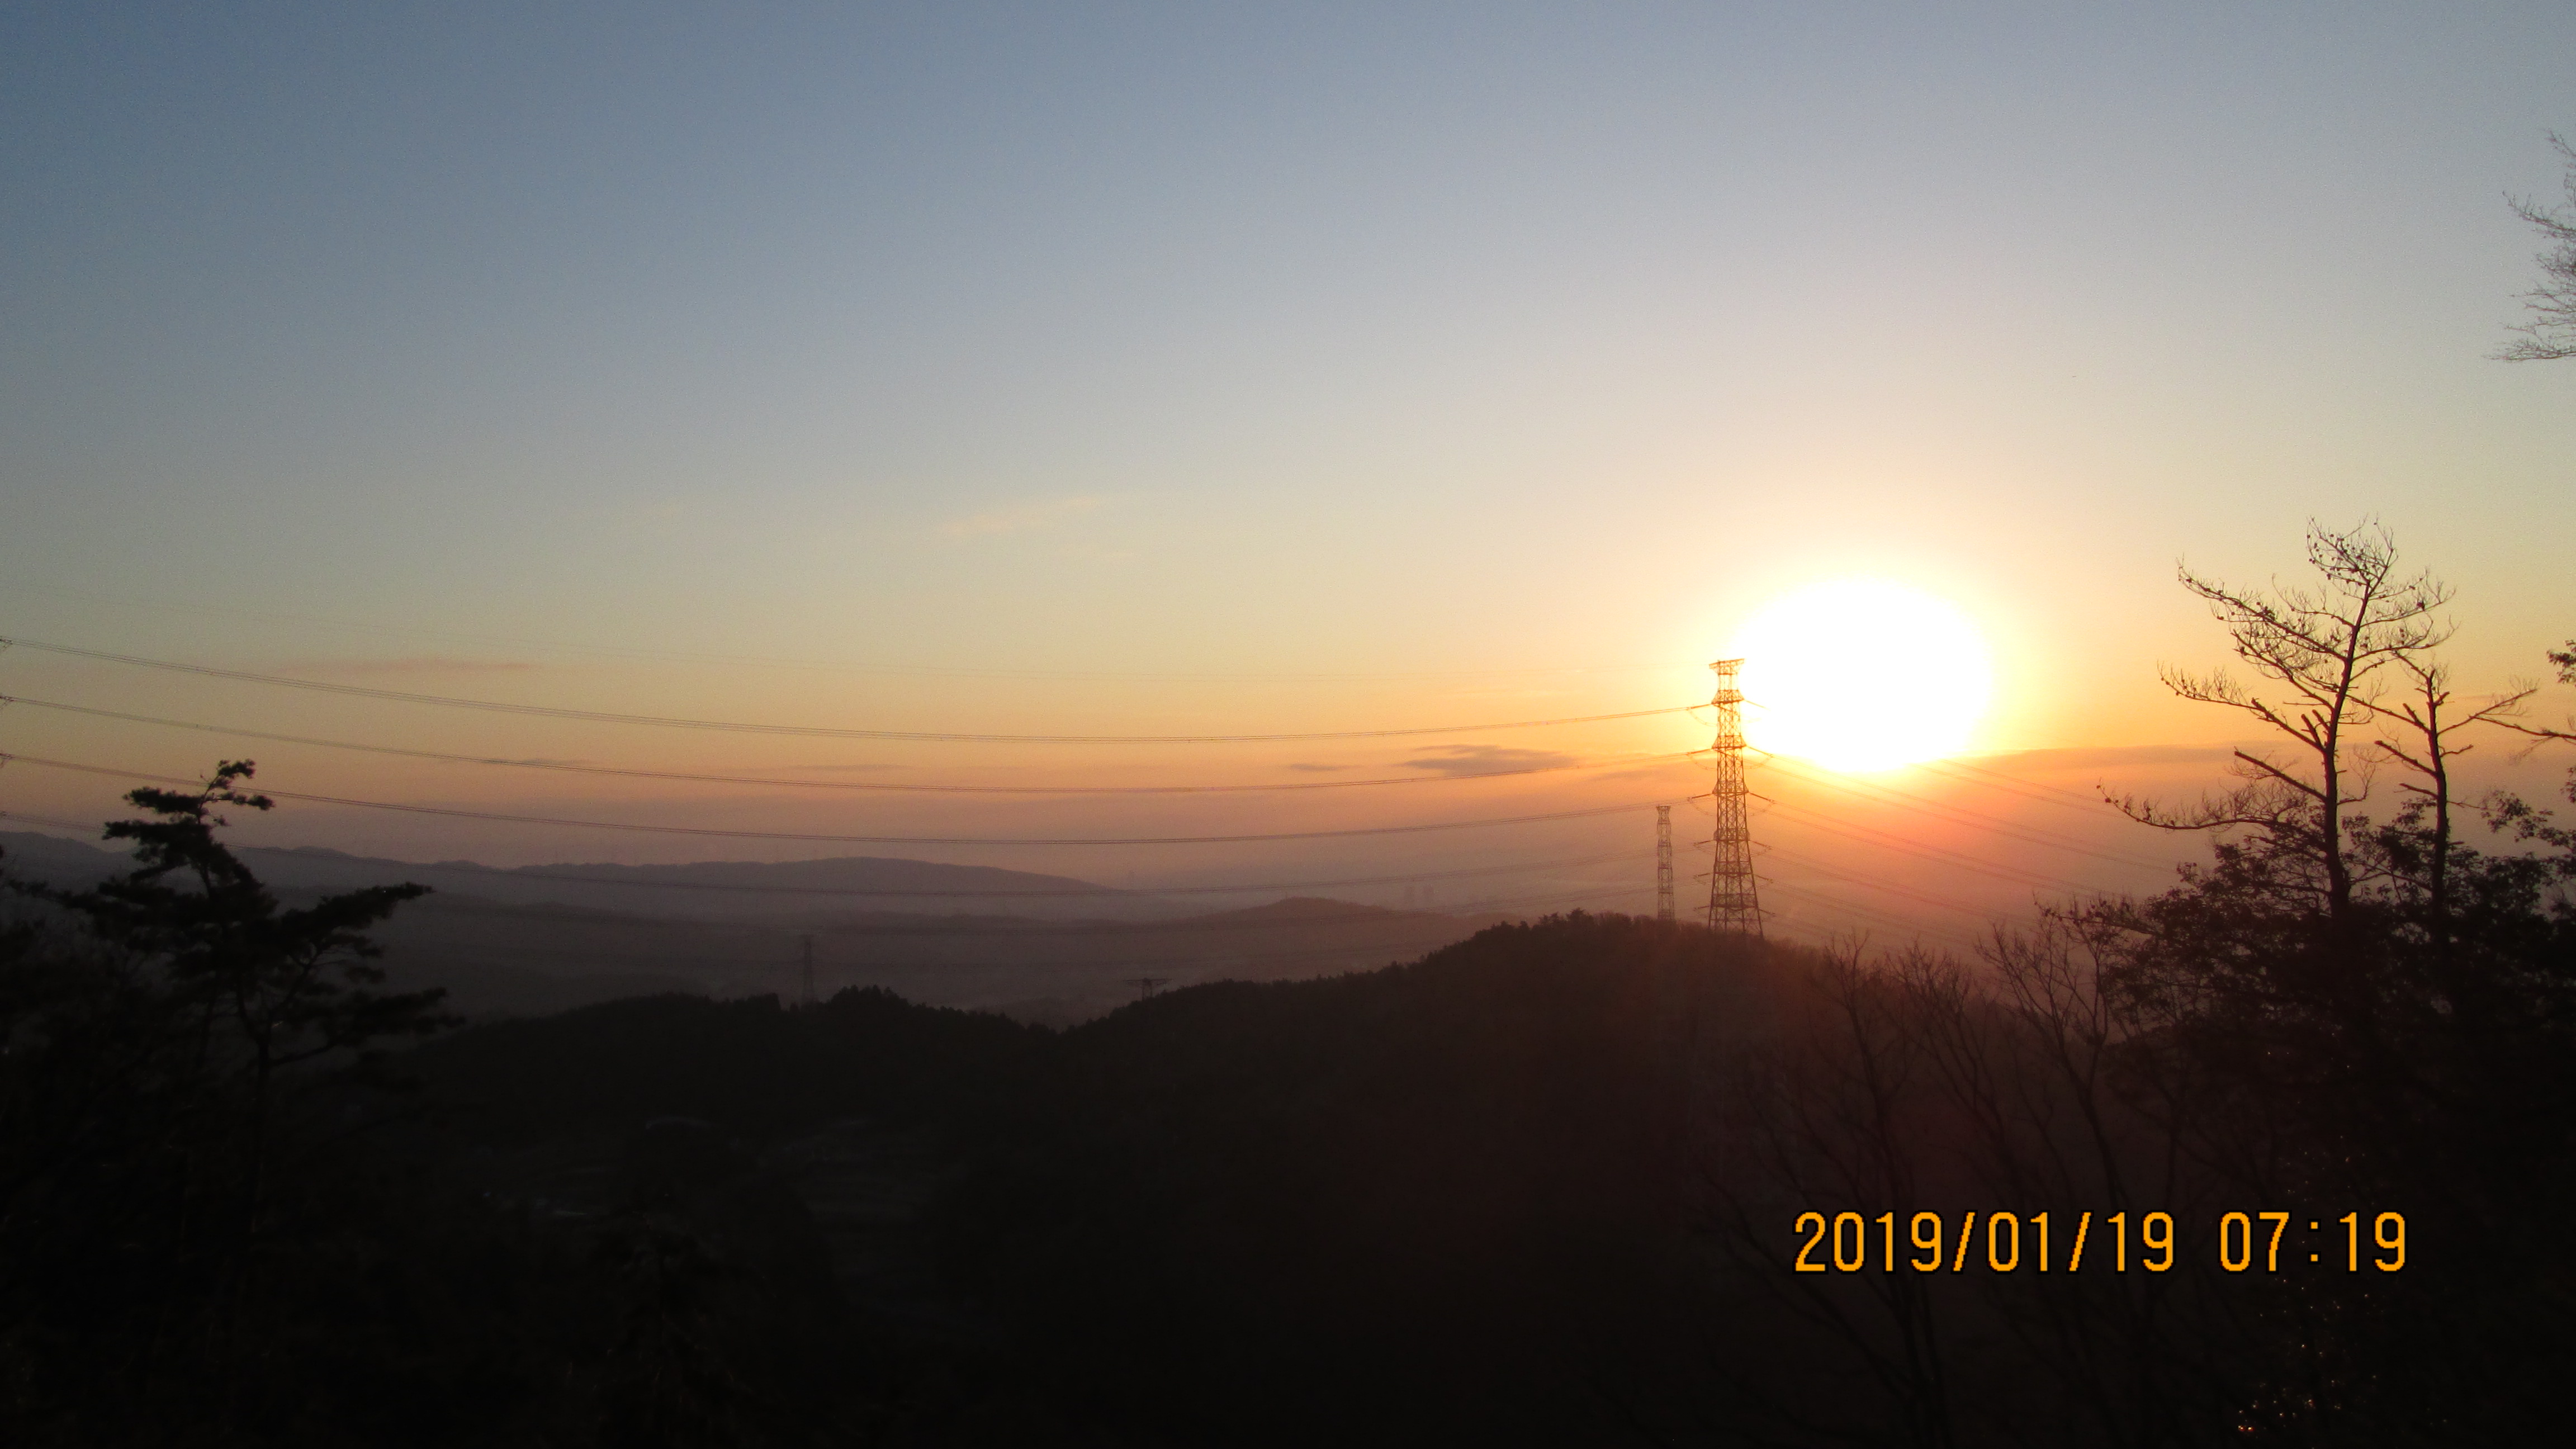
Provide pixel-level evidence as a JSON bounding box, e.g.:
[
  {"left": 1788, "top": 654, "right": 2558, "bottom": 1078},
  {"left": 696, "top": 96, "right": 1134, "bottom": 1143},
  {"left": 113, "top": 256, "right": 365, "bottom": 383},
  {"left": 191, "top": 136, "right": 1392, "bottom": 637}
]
[
  {"left": 1704, "top": 659, "right": 1763, "bottom": 936},
  {"left": 1655, "top": 804, "right": 1676, "bottom": 922}
]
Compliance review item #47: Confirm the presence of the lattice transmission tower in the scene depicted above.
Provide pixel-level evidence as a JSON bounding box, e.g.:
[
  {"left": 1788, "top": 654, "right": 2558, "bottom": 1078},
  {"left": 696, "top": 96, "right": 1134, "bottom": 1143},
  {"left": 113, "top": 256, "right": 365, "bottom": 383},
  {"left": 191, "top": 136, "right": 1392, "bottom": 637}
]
[
  {"left": 1655, "top": 805, "right": 1676, "bottom": 922},
  {"left": 1704, "top": 659, "right": 1763, "bottom": 936}
]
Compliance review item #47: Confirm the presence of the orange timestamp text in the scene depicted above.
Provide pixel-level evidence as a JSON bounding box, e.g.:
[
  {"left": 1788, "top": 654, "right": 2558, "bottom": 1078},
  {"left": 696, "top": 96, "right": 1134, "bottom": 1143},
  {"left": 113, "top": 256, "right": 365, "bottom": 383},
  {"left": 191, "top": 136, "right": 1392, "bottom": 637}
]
[{"left": 1791, "top": 1210, "right": 2407, "bottom": 1275}]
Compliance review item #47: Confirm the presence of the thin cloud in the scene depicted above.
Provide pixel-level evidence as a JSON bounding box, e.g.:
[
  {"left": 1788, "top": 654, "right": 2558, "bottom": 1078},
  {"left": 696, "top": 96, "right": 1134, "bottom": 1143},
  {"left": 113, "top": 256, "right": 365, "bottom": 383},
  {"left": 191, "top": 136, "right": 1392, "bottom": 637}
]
[
  {"left": 1400, "top": 745, "right": 1580, "bottom": 778},
  {"left": 1285, "top": 763, "right": 1349, "bottom": 773},
  {"left": 940, "top": 496, "right": 1103, "bottom": 539}
]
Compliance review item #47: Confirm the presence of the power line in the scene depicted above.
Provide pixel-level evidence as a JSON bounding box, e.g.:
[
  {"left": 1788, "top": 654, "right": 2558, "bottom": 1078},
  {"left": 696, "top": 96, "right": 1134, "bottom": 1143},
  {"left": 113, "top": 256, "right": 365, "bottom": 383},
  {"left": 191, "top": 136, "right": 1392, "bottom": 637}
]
[
  {"left": 0, "top": 752, "right": 1656, "bottom": 846},
  {"left": 1757, "top": 880, "right": 1989, "bottom": 954},
  {"left": 0, "top": 808, "right": 99, "bottom": 834},
  {"left": 0, "top": 694, "right": 1701, "bottom": 794},
  {"left": 6, "top": 789, "right": 1654, "bottom": 898},
  {"left": 1686, "top": 784, "right": 2125, "bottom": 897},
  {"left": 7, "top": 709, "right": 2158, "bottom": 897},
  {"left": 1759, "top": 843, "right": 2018, "bottom": 921},
  {"left": 1753, "top": 752, "right": 2174, "bottom": 871},
  {"left": 1919, "top": 757, "right": 2123, "bottom": 813},
  {"left": 389, "top": 850, "right": 1652, "bottom": 899},
  {"left": 215, "top": 849, "right": 1655, "bottom": 901},
  {"left": 11, "top": 761, "right": 1976, "bottom": 955},
  {"left": 3, "top": 675, "right": 2172, "bottom": 930},
  {"left": 0, "top": 583, "right": 1694, "bottom": 682},
  {"left": 660, "top": 882, "right": 1662, "bottom": 938},
  {"left": 1764, "top": 804, "right": 2095, "bottom": 894},
  {"left": 1756, "top": 798, "right": 2111, "bottom": 894},
  {"left": 15, "top": 770, "right": 1985, "bottom": 948},
  {"left": 0, "top": 636, "right": 1697, "bottom": 743}
]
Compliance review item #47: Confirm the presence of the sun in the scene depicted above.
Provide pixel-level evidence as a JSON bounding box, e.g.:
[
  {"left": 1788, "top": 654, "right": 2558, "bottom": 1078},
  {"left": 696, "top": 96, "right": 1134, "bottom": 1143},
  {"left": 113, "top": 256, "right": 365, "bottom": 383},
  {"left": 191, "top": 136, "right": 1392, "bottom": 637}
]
[{"left": 1725, "top": 579, "right": 1994, "bottom": 772}]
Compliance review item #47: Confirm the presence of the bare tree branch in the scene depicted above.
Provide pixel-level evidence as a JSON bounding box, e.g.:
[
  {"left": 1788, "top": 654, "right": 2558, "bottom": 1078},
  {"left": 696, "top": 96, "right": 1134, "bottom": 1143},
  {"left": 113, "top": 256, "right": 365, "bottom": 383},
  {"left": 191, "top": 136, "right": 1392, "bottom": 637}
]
[
  {"left": 2137, "top": 520, "right": 2446, "bottom": 920},
  {"left": 2497, "top": 134, "right": 2576, "bottom": 362}
]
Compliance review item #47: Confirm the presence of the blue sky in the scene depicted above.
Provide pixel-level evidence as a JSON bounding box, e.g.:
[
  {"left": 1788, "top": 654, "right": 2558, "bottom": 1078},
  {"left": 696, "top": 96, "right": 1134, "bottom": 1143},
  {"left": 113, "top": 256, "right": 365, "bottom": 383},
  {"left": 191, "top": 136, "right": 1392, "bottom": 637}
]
[{"left": 3, "top": 3, "right": 2572, "bottom": 897}]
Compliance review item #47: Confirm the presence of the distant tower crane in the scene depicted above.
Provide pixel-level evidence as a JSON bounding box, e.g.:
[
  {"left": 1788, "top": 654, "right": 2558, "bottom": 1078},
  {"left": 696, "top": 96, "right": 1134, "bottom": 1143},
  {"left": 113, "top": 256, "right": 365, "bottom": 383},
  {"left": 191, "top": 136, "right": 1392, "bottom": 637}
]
[{"left": 1704, "top": 659, "right": 1763, "bottom": 936}]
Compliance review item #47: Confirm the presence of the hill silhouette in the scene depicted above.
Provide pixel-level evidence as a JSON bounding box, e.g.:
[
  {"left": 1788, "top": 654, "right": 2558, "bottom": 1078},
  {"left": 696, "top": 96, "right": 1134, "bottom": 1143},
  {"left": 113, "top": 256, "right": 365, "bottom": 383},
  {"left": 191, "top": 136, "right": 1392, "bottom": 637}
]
[
  {"left": 0, "top": 831, "right": 1501, "bottom": 1021},
  {"left": 0, "top": 830, "right": 1147, "bottom": 919},
  {"left": 386, "top": 911, "right": 1795, "bottom": 1445}
]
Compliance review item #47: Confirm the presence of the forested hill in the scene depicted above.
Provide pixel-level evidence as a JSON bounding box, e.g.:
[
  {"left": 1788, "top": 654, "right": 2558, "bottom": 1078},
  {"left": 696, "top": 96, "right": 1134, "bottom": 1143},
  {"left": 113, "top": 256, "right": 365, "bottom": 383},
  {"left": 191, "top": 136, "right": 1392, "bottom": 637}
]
[
  {"left": 388, "top": 911, "right": 1798, "bottom": 1445},
  {"left": 9, "top": 892, "right": 2568, "bottom": 1443},
  {"left": 372, "top": 899, "right": 2576, "bottom": 1445}
]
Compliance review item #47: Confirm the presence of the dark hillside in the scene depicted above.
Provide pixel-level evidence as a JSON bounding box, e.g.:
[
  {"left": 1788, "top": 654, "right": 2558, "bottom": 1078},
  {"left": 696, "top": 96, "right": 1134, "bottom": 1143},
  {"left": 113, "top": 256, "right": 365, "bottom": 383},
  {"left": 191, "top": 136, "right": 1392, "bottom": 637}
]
[
  {"left": 380, "top": 913, "right": 1807, "bottom": 1445},
  {"left": 402, "top": 988, "right": 1050, "bottom": 1150},
  {"left": 941, "top": 912, "right": 1798, "bottom": 1445}
]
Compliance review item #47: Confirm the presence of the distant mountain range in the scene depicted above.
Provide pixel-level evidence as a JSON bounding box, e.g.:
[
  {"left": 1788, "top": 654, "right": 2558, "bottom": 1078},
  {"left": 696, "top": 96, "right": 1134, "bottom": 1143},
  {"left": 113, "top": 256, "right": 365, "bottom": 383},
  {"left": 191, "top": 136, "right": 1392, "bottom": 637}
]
[
  {"left": 0, "top": 831, "right": 1496, "bottom": 1025},
  {"left": 0, "top": 829, "right": 1161, "bottom": 920}
]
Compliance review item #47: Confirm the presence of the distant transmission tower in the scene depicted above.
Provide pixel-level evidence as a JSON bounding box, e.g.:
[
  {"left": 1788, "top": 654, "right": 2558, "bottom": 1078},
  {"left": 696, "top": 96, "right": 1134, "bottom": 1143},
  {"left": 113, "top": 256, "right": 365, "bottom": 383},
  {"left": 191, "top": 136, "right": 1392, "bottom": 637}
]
[
  {"left": 1655, "top": 805, "right": 1676, "bottom": 922},
  {"left": 1704, "top": 659, "right": 1763, "bottom": 936}
]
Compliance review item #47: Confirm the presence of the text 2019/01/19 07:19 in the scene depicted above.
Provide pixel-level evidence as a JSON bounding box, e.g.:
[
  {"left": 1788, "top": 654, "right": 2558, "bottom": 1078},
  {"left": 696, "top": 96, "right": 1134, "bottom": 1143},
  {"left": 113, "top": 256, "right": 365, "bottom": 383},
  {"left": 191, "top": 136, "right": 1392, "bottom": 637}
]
[{"left": 1791, "top": 1210, "right": 2409, "bottom": 1275}]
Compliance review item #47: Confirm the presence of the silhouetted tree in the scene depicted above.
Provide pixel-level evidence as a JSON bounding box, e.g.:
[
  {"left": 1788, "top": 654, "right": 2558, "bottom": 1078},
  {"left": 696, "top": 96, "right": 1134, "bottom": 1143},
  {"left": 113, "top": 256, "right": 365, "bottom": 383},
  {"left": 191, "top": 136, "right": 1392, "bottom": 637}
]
[
  {"left": 1690, "top": 523, "right": 2573, "bottom": 1444},
  {"left": 2072, "top": 528, "right": 2575, "bottom": 1441},
  {"left": 2503, "top": 636, "right": 2576, "bottom": 750},
  {"left": 2373, "top": 654, "right": 2531, "bottom": 942},
  {"left": 2120, "top": 520, "right": 2447, "bottom": 924},
  {"left": 20, "top": 763, "right": 448, "bottom": 1249},
  {"left": 0, "top": 761, "right": 454, "bottom": 1443},
  {"left": 2498, "top": 133, "right": 2576, "bottom": 361}
]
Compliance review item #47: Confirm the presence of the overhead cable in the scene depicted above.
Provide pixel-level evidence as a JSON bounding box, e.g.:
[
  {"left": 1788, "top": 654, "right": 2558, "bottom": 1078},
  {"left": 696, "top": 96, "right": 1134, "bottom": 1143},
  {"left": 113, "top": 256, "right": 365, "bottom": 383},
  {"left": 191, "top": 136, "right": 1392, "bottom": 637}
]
[
  {"left": 0, "top": 695, "right": 1701, "bottom": 794},
  {"left": 1754, "top": 752, "right": 2172, "bottom": 870},
  {"left": 1757, "top": 880, "right": 1988, "bottom": 953},
  {"left": 1759, "top": 841, "right": 2031, "bottom": 919},
  {"left": 0, "top": 637, "right": 1696, "bottom": 743},
  {"left": 0, "top": 808, "right": 100, "bottom": 834},
  {"left": 651, "top": 881, "right": 1663, "bottom": 939},
  {"left": 210, "top": 848, "right": 1656, "bottom": 901},
  {"left": 0, "top": 584, "right": 1690, "bottom": 682},
  {"left": 0, "top": 752, "right": 1654, "bottom": 846},
  {"left": 1919, "top": 757, "right": 2125, "bottom": 813},
  {"left": 1756, "top": 798, "right": 2107, "bottom": 894}
]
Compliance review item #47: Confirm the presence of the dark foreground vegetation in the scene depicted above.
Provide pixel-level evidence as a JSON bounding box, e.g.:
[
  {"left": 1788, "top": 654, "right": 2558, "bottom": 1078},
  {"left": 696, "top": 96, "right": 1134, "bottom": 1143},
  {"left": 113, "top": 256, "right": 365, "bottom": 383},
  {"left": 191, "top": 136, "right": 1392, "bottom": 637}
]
[{"left": 4, "top": 529, "right": 2573, "bottom": 1446}]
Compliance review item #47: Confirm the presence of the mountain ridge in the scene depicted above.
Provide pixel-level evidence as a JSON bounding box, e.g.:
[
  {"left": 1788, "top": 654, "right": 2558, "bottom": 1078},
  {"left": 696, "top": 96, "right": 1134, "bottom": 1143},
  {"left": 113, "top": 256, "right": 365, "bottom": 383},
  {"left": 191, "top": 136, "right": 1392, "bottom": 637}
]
[{"left": 0, "top": 830, "right": 1162, "bottom": 921}]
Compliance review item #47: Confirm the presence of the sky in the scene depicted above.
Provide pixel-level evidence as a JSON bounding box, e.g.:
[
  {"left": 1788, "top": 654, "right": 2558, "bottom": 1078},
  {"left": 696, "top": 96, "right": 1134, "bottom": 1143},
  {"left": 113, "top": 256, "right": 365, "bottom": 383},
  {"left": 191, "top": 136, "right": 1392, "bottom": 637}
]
[{"left": 3, "top": 3, "right": 2573, "bottom": 941}]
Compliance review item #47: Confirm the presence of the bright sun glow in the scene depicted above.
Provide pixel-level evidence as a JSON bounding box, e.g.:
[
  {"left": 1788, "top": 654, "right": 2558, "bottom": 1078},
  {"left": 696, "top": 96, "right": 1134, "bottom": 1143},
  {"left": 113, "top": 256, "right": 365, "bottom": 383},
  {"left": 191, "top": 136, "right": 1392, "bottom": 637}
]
[{"left": 1727, "top": 579, "right": 1994, "bottom": 772}]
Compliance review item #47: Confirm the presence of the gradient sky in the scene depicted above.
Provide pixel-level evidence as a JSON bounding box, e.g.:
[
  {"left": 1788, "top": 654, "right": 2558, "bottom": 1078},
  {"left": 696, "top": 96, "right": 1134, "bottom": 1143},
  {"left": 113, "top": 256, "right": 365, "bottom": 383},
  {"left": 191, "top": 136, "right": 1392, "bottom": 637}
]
[{"left": 4, "top": 3, "right": 2573, "bottom": 939}]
